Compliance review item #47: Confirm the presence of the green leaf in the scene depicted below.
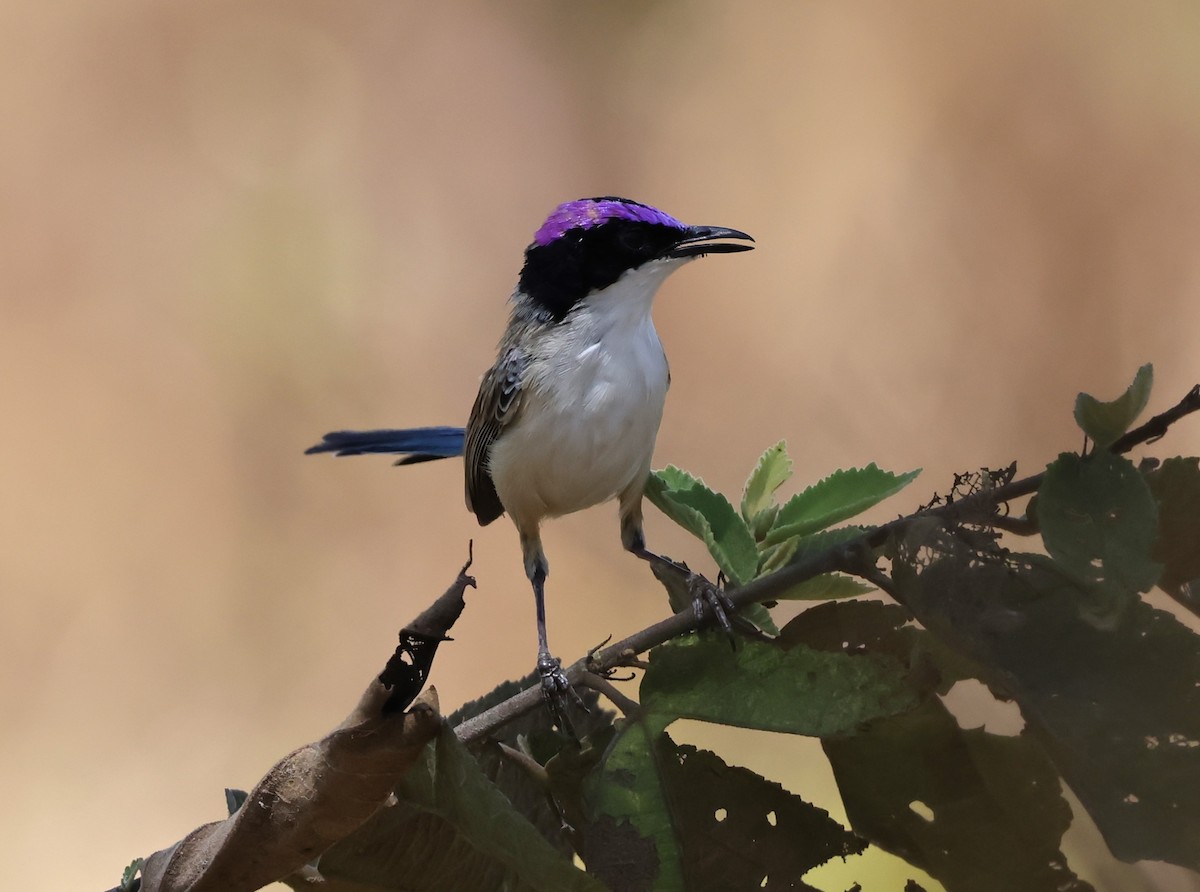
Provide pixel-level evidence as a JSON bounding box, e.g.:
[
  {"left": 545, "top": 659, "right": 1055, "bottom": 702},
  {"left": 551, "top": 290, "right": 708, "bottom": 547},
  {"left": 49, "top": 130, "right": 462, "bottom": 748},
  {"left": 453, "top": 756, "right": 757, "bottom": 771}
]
[
  {"left": 740, "top": 440, "right": 792, "bottom": 525},
  {"left": 749, "top": 503, "right": 780, "bottom": 542},
  {"left": 765, "top": 464, "right": 921, "bottom": 545},
  {"left": 774, "top": 573, "right": 875, "bottom": 601},
  {"left": 1074, "top": 363, "right": 1153, "bottom": 450},
  {"left": 1038, "top": 452, "right": 1161, "bottom": 618},
  {"left": 646, "top": 466, "right": 713, "bottom": 541},
  {"left": 757, "top": 535, "right": 798, "bottom": 575},
  {"left": 119, "top": 859, "right": 144, "bottom": 892},
  {"left": 640, "top": 635, "right": 919, "bottom": 737},
  {"left": 646, "top": 467, "right": 759, "bottom": 585},
  {"left": 739, "top": 602, "right": 780, "bottom": 636},
  {"left": 584, "top": 721, "right": 679, "bottom": 890}
]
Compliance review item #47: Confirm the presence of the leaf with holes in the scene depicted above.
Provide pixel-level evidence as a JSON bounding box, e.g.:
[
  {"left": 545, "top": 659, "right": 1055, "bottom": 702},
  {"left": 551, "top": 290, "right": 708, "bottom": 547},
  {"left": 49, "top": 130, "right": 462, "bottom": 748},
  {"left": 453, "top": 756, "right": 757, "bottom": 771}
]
[
  {"left": 661, "top": 735, "right": 865, "bottom": 891},
  {"left": 1038, "top": 452, "right": 1161, "bottom": 619},
  {"left": 892, "top": 523, "right": 1200, "bottom": 872},
  {"left": 825, "top": 699, "right": 1090, "bottom": 892},
  {"left": 640, "top": 635, "right": 918, "bottom": 737}
]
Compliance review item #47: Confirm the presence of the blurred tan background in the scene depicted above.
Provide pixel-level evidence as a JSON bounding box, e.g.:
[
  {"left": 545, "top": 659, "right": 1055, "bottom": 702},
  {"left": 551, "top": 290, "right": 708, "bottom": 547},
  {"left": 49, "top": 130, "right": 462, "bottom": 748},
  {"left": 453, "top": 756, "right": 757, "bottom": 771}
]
[{"left": 4, "top": 1, "right": 1200, "bottom": 889}]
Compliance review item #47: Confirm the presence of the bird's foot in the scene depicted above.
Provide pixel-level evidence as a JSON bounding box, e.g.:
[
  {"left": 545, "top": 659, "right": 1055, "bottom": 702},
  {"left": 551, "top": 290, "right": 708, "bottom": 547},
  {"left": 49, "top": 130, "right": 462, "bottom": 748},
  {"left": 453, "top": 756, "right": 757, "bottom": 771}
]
[
  {"left": 637, "top": 548, "right": 738, "bottom": 644},
  {"left": 538, "top": 651, "right": 586, "bottom": 736},
  {"left": 686, "top": 572, "right": 736, "bottom": 639}
]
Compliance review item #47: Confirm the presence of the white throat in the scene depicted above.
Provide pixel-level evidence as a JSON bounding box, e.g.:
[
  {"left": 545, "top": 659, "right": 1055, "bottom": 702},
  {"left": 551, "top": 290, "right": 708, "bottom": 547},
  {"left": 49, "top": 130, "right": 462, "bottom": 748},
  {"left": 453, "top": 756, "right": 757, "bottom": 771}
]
[{"left": 489, "top": 258, "right": 687, "bottom": 525}]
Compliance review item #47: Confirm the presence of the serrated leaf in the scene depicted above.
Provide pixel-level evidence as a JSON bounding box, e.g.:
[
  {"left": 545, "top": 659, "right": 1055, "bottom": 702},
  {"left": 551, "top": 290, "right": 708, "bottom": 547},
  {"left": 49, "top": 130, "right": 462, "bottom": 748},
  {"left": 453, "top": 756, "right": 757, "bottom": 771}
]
[
  {"left": 739, "top": 602, "right": 780, "bottom": 636},
  {"left": 780, "top": 525, "right": 873, "bottom": 564},
  {"left": 646, "top": 467, "right": 713, "bottom": 541},
  {"left": 647, "top": 467, "right": 759, "bottom": 585},
  {"left": 774, "top": 573, "right": 876, "bottom": 601},
  {"left": 765, "top": 465, "right": 921, "bottom": 545},
  {"left": 757, "top": 536, "right": 799, "bottom": 575},
  {"left": 119, "top": 859, "right": 144, "bottom": 891},
  {"left": 1074, "top": 363, "right": 1153, "bottom": 450},
  {"left": 1038, "top": 452, "right": 1161, "bottom": 618},
  {"left": 749, "top": 503, "right": 780, "bottom": 542},
  {"left": 741, "top": 440, "right": 792, "bottom": 524},
  {"left": 641, "top": 635, "right": 918, "bottom": 737}
]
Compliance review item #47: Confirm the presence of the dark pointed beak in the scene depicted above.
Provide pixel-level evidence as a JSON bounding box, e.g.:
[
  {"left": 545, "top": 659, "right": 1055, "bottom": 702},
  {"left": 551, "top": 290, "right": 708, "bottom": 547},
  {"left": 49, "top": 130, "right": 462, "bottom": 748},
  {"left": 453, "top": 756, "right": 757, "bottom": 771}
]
[{"left": 667, "top": 225, "right": 756, "bottom": 259}]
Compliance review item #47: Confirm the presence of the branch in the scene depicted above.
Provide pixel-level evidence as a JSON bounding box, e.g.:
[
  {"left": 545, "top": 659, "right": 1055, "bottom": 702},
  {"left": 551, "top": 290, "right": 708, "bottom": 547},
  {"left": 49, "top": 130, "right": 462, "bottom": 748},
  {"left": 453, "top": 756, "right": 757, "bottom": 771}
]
[{"left": 455, "top": 383, "right": 1200, "bottom": 744}]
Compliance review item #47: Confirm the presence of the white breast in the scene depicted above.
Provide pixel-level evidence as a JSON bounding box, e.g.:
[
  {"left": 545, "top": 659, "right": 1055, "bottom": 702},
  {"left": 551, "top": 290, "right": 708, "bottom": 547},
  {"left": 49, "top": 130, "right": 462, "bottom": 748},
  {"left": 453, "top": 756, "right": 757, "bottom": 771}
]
[{"left": 488, "top": 260, "right": 680, "bottom": 526}]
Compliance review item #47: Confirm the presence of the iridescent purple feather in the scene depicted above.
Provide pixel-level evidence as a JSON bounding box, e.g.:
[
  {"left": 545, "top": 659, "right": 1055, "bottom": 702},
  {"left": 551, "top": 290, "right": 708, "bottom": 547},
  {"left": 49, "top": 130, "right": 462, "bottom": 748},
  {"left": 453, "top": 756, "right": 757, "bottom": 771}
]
[{"left": 533, "top": 198, "right": 685, "bottom": 247}]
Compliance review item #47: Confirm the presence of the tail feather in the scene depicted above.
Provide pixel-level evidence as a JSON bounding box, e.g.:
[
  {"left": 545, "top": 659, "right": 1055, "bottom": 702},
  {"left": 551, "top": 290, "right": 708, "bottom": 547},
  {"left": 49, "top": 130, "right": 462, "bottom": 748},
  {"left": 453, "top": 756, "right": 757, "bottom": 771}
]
[{"left": 305, "top": 426, "right": 465, "bottom": 462}]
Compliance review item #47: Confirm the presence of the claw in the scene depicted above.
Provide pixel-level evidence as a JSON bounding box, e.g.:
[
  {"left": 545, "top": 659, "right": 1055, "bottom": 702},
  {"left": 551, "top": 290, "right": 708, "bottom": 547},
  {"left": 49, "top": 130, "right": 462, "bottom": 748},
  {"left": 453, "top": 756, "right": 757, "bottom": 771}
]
[
  {"left": 636, "top": 547, "right": 740, "bottom": 643},
  {"left": 537, "top": 651, "right": 587, "bottom": 736},
  {"left": 686, "top": 572, "right": 737, "bottom": 647}
]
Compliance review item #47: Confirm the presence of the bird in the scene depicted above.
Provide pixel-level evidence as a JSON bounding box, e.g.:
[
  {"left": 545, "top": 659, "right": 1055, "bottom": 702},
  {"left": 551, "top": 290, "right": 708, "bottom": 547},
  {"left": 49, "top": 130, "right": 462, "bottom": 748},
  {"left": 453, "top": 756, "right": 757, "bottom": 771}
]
[{"left": 307, "top": 196, "right": 754, "bottom": 721}]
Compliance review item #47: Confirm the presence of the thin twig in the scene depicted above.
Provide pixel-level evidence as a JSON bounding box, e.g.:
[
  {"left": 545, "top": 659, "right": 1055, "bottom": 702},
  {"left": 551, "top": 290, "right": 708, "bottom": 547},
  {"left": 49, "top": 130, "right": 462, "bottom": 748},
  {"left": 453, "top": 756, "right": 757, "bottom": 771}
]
[{"left": 578, "top": 672, "right": 641, "bottom": 718}]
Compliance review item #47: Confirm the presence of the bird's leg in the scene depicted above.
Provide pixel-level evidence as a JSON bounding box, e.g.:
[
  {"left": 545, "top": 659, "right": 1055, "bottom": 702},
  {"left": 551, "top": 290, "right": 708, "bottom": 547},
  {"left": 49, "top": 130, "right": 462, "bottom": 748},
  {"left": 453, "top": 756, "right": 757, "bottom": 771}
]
[
  {"left": 619, "top": 491, "right": 735, "bottom": 635},
  {"left": 521, "top": 528, "right": 582, "bottom": 732}
]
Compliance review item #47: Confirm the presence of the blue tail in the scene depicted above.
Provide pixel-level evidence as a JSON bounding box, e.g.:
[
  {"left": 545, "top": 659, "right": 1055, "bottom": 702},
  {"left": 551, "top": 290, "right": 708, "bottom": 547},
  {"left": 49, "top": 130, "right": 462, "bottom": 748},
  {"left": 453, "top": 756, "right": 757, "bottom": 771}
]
[{"left": 305, "top": 426, "right": 465, "bottom": 465}]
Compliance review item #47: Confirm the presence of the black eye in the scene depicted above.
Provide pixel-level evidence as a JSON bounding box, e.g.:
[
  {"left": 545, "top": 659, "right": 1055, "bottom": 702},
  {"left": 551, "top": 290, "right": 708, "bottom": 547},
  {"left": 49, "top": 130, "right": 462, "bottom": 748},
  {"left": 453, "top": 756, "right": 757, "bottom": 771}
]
[{"left": 618, "top": 226, "right": 649, "bottom": 252}]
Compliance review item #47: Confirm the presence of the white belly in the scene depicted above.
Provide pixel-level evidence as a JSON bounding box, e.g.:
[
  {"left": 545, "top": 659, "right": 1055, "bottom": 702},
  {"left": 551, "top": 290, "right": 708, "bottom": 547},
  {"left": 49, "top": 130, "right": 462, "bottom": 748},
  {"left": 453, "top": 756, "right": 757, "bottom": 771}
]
[{"left": 488, "top": 315, "right": 669, "bottom": 525}]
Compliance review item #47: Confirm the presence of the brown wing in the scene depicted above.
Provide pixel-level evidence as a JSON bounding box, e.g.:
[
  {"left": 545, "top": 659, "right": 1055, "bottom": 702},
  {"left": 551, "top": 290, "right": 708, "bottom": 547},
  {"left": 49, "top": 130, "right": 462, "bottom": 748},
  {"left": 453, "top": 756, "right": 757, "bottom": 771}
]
[{"left": 464, "top": 347, "right": 528, "bottom": 525}]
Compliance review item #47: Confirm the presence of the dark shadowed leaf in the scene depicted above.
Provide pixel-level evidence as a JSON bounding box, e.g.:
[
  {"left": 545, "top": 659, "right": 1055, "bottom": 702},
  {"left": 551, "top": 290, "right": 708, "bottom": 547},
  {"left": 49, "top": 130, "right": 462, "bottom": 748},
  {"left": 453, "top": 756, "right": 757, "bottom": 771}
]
[
  {"left": 825, "top": 699, "right": 1092, "bottom": 892},
  {"left": 312, "top": 724, "right": 604, "bottom": 892},
  {"left": 893, "top": 525, "right": 1200, "bottom": 872},
  {"left": 659, "top": 735, "right": 865, "bottom": 892},
  {"left": 1038, "top": 452, "right": 1161, "bottom": 620},
  {"left": 448, "top": 672, "right": 612, "bottom": 857},
  {"left": 583, "top": 813, "right": 661, "bottom": 892},
  {"left": 1144, "top": 456, "right": 1200, "bottom": 616}
]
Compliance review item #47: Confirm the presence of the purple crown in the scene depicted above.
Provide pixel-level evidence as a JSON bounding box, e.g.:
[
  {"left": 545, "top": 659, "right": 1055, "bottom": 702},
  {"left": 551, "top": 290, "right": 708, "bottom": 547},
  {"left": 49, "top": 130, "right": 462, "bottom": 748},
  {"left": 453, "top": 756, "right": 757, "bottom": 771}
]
[{"left": 533, "top": 197, "right": 685, "bottom": 247}]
